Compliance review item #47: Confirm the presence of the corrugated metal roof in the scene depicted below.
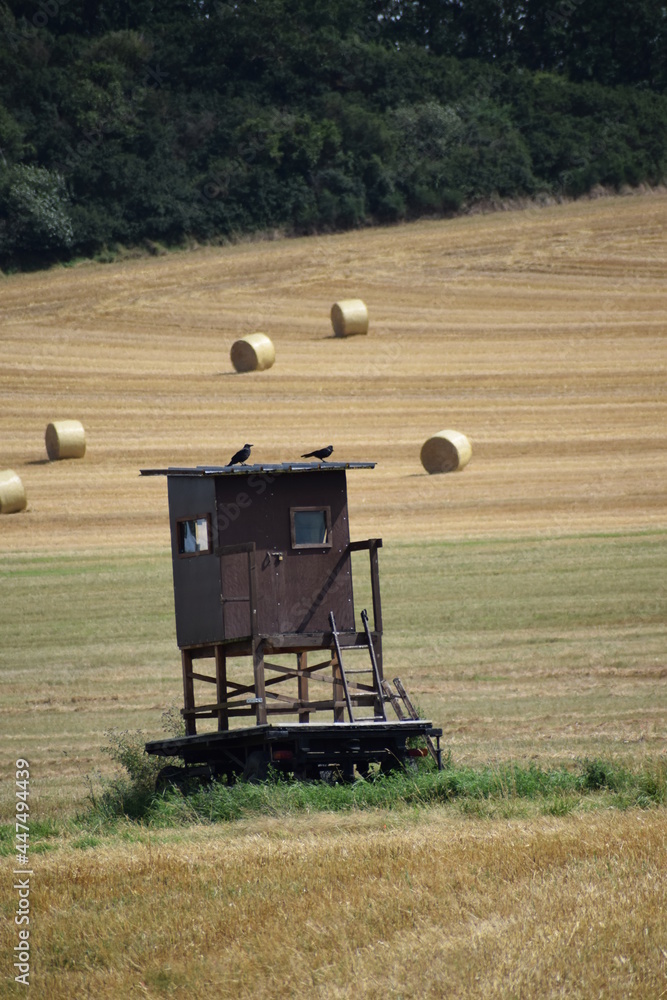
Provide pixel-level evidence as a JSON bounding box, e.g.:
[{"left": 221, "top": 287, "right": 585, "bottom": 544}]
[{"left": 140, "top": 461, "right": 376, "bottom": 477}]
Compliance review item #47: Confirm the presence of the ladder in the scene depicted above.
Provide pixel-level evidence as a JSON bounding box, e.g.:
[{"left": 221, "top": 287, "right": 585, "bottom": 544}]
[
  {"left": 382, "top": 676, "right": 440, "bottom": 765},
  {"left": 329, "top": 609, "right": 387, "bottom": 723}
]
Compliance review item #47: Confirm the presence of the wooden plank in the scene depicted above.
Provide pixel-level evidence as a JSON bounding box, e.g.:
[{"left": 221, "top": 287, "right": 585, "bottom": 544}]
[
  {"left": 381, "top": 679, "right": 405, "bottom": 720},
  {"left": 263, "top": 632, "right": 378, "bottom": 651},
  {"left": 260, "top": 671, "right": 336, "bottom": 691},
  {"left": 265, "top": 692, "right": 302, "bottom": 706},
  {"left": 348, "top": 537, "right": 383, "bottom": 553},
  {"left": 266, "top": 702, "right": 349, "bottom": 714},
  {"left": 262, "top": 658, "right": 337, "bottom": 677},
  {"left": 181, "top": 650, "right": 197, "bottom": 736},
  {"left": 369, "top": 540, "right": 383, "bottom": 638},
  {"left": 263, "top": 661, "right": 295, "bottom": 674},
  {"left": 303, "top": 658, "right": 335, "bottom": 674},
  {"left": 297, "top": 699, "right": 345, "bottom": 713},
  {"left": 182, "top": 705, "right": 255, "bottom": 719},
  {"left": 188, "top": 640, "right": 252, "bottom": 658},
  {"left": 191, "top": 671, "right": 217, "bottom": 683},
  {"left": 215, "top": 646, "right": 228, "bottom": 732},
  {"left": 252, "top": 640, "right": 267, "bottom": 726},
  {"left": 297, "top": 652, "right": 309, "bottom": 724},
  {"left": 187, "top": 698, "right": 259, "bottom": 713},
  {"left": 263, "top": 685, "right": 374, "bottom": 703},
  {"left": 224, "top": 679, "right": 254, "bottom": 695}
]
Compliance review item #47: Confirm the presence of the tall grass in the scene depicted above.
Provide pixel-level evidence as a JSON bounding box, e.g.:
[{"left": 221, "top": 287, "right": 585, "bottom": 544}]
[
  {"left": 69, "top": 730, "right": 667, "bottom": 834},
  {"left": 3, "top": 750, "right": 664, "bottom": 857}
]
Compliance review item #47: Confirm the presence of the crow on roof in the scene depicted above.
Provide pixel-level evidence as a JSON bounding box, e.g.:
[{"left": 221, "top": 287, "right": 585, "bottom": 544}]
[
  {"left": 301, "top": 445, "right": 333, "bottom": 461},
  {"left": 228, "top": 443, "right": 254, "bottom": 465}
]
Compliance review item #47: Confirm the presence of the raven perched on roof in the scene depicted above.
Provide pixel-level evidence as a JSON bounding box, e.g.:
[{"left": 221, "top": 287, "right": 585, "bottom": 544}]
[
  {"left": 228, "top": 443, "right": 253, "bottom": 465},
  {"left": 301, "top": 445, "right": 333, "bottom": 461}
]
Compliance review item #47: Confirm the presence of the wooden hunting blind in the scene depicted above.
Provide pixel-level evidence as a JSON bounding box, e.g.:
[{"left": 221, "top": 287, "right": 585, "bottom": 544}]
[{"left": 142, "top": 460, "right": 442, "bottom": 782}]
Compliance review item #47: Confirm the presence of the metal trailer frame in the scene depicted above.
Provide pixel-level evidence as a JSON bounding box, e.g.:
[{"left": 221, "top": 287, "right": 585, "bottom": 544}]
[{"left": 146, "top": 719, "right": 443, "bottom": 786}]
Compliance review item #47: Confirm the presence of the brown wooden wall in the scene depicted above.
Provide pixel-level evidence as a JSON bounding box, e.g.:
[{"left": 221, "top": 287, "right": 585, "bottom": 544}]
[
  {"left": 168, "top": 469, "right": 355, "bottom": 648},
  {"left": 215, "top": 469, "right": 354, "bottom": 638},
  {"left": 168, "top": 475, "right": 222, "bottom": 648}
]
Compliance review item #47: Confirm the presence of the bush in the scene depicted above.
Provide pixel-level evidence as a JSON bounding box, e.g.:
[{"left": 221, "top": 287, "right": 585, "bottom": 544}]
[
  {"left": 87, "top": 726, "right": 178, "bottom": 821},
  {"left": 2, "top": 165, "right": 74, "bottom": 257}
]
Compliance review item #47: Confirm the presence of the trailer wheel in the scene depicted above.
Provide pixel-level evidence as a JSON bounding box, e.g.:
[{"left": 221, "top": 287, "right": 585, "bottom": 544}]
[
  {"left": 155, "top": 765, "right": 189, "bottom": 793},
  {"left": 242, "top": 751, "right": 269, "bottom": 783},
  {"left": 380, "top": 752, "right": 416, "bottom": 776}
]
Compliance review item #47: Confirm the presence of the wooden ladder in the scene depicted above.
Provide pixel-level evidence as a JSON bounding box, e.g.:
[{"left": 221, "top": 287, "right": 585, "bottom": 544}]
[
  {"left": 329, "top": 609, "right": 386, "bottom": 723},
  {"left": 381, "top": 676, "right": 440, "bottom": 765}
]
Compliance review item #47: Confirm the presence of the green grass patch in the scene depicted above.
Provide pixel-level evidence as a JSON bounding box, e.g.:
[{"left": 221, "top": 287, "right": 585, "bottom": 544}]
[
  {"left": 80, "top": 738, "right": 667, "bottom": 832},
  {"left": 0, "top": 818, "right": 60, "bottom": 857}
]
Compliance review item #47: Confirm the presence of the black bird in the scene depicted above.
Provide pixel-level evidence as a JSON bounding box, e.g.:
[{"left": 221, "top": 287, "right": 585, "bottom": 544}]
[
  {"left": 301, "top": 445, "right": 334, "bottom": 461},
  {"left": 229, "top": 443, "right": 254, "bottom": 465}
]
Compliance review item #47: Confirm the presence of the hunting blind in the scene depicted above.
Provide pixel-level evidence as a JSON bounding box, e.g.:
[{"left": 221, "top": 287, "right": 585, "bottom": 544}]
[{"left": 142, "top": 460, "right": 442, "bottom": 782}]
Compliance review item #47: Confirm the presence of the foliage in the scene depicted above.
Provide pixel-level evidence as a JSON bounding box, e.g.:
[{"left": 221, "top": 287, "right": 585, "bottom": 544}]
[
  {"left": 0, "top": 164, "right": 74, "bottom": 257},
  {"left": 83, "top": 747, "right": 667, "bottom": 830},
  {"left": 91, "top": 717, "right": 182, "bottom": 821},
  {"left": 0, "top": 2, "right": 665, "bottom": 267}
]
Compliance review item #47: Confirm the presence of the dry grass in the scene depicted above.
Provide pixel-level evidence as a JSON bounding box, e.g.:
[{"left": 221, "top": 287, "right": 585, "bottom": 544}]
[
  {"left": 1, "top": 809, "right": 665, "bottom": 998},
  {"left": 1, "top": 192, "right": 666, "bottom": 997},
  {"left": 1, "top": 191, "right": 666, "bottom": 552}
]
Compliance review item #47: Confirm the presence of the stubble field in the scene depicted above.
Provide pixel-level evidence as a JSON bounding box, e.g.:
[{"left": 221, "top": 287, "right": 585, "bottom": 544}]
[{"left": 1, "top": 191, "right": 666, "bottom": 997}]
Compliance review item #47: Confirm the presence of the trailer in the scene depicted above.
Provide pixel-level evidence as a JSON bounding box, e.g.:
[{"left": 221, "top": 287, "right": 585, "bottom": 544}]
[{"left": 141, "top": 460, "right": 443, "bottom": 784}]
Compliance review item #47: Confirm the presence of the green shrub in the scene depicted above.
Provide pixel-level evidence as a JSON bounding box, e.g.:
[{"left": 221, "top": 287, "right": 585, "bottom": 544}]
[{"left": 3, "top": 165, "right": 74, "bottom": 255}]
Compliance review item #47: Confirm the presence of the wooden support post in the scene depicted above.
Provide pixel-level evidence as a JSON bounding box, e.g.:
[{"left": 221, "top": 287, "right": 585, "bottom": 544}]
[
  {"left": 252, "top": 638, "right": 267, "bottom": 725},
  {"left": 369, "top": 540, "right": 383, "bottom": 642},
  {"left": 297, "top": 651, "right": 309, "bottom": 723},
  {"left": 214, "top": 645, "right": 228, "bottom": 732},
  {"left": 181, "top": 649, "right": 196, "bottom": 736},
  {"left": 369, "top": 541, "right": 384, "bottom": 684}
]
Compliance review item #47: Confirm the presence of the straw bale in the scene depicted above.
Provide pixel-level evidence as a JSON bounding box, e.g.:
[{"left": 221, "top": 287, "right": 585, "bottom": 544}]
[
  {"left": 45, "top": 420, "right": 86, "bottom": 461},
  {"left": 330, "top": 299, "right": 369, "bottom": 337},
  {"left": 420, "top": 429, "right": 472, "bottom": 474},
  {"left": 230, "top": 333, "right": 276, "bottom": 372},
  {"left": 0, "top": 469, "right": 27, "bottom": 513}
]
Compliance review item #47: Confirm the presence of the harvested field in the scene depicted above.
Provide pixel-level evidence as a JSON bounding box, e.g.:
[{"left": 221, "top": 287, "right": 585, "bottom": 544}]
[
  {"left": 1, "top": 191, "right": 666, "bottom": 1000},
  {"left": 2, "top": 809, "right": 665, "bottom": 1000},
  {"left": 1, "top": 191, "right": 665, "bottom": 552}
]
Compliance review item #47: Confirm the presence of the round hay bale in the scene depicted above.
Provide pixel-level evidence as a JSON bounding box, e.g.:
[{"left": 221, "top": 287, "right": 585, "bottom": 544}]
[
  {"left": 45, "top": 420, "right": 86, "bottom": 461},
  {"left": 330, "top": 299, "right": 368, "bottom": 337},
  {"left": 0, "top": 469, "right": 27, "bottom": 514},
  {"left": 420, "top": 430, "right": 472, "bottom": 474},
  {"left": 230, "top": 333, "right": 276, "bottom": 373}
]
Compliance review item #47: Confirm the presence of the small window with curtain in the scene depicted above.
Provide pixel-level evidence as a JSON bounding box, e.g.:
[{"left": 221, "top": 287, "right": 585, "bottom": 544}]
[
  {"left": 290, "top": 507, "right": 331, "bottom": 548},
  {"left": 177, "top": 516, "right": 212, "bottom": 556}
]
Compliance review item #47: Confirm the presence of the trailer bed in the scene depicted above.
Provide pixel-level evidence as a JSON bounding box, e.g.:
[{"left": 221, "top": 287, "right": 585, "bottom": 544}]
[{"left": 146, "top": 720, "right": 443, "bottom": 784}]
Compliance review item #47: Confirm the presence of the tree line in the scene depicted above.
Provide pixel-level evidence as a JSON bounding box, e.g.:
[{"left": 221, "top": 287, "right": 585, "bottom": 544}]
[{"left": 1, "top": 0, "right": 666, "bottom": 268}]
